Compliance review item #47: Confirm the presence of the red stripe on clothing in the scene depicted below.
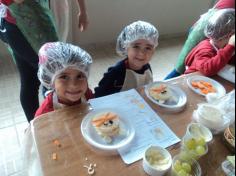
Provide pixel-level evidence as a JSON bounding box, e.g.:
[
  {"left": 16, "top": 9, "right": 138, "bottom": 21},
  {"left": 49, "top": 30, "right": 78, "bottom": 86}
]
[{"left": 0, "top": 0, "right": 16, "bottom": 24}]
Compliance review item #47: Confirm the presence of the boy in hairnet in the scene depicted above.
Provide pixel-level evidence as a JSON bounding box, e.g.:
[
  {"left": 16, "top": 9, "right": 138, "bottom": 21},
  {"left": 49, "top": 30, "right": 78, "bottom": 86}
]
[
  {"left": 35, "top": 42, "right": 93, "bottom": 117},
  {"left": 185, "top": 9, "right": 235, "bottom": 76},
  {"left": 165, "top": 0, "right": 235, "bottom": 80},
  {"left": 94, "top": 21, "right": 159, "bottom": 97}
]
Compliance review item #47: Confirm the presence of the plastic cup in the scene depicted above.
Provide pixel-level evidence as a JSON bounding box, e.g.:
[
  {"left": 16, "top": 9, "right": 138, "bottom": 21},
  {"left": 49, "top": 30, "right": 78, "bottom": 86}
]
[
  {"left": 180, "top": 135, "right": 208, "bottom": 161},
  {"left": 143, "top": 145, "right": 172, "bottom": 176},
  {"left": 185, "top": 123, "right": 213, "bottom": 143},
  {"left": 171, "top": 154, "right": 201, "bottom": 176}
]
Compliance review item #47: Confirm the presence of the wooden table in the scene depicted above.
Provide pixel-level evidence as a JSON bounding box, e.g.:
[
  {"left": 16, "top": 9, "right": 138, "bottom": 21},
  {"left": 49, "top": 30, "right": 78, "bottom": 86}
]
[{"left": 31, "top": 73, "right": 234, "bottom": 176}]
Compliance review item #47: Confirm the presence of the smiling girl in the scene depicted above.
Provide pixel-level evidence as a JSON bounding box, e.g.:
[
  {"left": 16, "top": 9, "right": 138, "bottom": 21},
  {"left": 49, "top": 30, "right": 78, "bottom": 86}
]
[
  {"left": 94, "top": 21, "right": 159, "bottom": 97},
  {"left": 35, "top": 42, "right": 93, "bottom": 117}
]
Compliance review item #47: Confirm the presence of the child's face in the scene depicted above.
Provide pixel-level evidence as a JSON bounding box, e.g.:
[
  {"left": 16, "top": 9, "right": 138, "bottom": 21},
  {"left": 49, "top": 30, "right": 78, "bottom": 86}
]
[
  {"left": 213, "top": 35, "right": 231, "bottom": 49},
  {"left": 127, "top": 39, "right": 155, "bottom": 70},
  {"left": 54, "top": 68, "right": 88, "bottom": 104}
]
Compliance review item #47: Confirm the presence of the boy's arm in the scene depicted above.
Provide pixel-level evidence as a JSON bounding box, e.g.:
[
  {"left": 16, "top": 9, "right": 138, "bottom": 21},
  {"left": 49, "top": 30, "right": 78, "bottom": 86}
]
[
  {"left": 76, "top": 0, "right": 88, "bottom": 32},
  {"left": 94, "top": 70, "right": 119, "bottom": 98},
  {"left": 195, "top": 44, "right": 235, "bottom": 76},
  {"left": 94, "top": 67, "right": 125, "bottom": 98}
]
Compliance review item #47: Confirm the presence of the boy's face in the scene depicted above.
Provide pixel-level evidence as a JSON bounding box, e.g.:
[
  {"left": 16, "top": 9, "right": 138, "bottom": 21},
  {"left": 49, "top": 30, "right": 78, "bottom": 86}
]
[
  {"left": 127, "top": 39, "right": 155, "bottom": 70},
  {"left": 54, "top": 68, "right": 88, "bottom": 104}
]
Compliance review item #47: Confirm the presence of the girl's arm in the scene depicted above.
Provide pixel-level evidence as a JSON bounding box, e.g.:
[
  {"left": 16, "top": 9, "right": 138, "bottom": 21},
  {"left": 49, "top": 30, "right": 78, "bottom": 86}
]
[{"left": 76, "top": 0, "right": 89, "bottom": 32}]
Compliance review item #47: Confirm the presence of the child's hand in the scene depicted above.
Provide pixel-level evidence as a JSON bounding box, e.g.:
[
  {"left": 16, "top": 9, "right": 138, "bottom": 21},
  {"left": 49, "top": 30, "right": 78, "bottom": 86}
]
[{"left": 228, "top": 34, "right": 235, "bottom": 47}]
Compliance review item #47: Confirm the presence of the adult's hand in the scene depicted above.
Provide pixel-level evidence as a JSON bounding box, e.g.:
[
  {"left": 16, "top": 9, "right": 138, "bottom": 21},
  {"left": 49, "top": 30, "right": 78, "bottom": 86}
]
[
  {"left": 77, "top": 0, "right": 89, "bottom": 32},
  {"left": 77, "top": 11, "right": 89, "bottom": 32}
]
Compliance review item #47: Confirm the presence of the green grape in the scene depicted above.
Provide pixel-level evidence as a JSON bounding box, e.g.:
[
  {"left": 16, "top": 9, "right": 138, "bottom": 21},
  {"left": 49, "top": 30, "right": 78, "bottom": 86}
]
[
  {"left": 196, "top": 138, "right": 206, "bottom": 146},
  {"left": 181, "top": 162, "right": 192, "bottom": 173},
  {"left": 185, "top": 138, "right": 197, "bottom": 150},
  {"left": 177, "top": 169, "right": 188, "bottom": 176},
  {"left": 196, "top": 145, "right": 206, "bottom": 155},
  {"left": 183, "top": 149, "right": 197, "bottom": 160},
  {"left": 179, "top": 151, "right": 190, "bottom": 161},
  {"left": 174, "top": 160, "right": 182, "bottom": 172}
]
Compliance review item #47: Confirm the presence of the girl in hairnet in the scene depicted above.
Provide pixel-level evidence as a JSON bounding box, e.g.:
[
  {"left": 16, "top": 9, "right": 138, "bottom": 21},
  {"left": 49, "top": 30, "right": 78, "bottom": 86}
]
[
  {"left": 35, "top": 42, "right": 93, "bottom": 117},
  {"left": 185, "top": 9, "right": 235, "bottom": 76},
  {"left": 94, "top": 21, "right": 159, "bottom": 97}
]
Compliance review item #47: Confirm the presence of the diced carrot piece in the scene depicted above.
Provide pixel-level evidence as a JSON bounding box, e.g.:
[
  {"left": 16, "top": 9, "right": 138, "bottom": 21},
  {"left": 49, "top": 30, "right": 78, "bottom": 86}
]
[
  {"left": 52, "top": 153, "right": 57, "bottom": 160},
  {"left": 197, "top": 82, "right": 206, "bottom": 89},
  {"left": 151, "top": 84, "right": 167, "bottom": 93},
  {"left": 191, "top": 81, "right": 199, "bottom": 88},
  {"left": 53, "top": 139, "right": 61, "bottom": 147},
  {"left": 201, "top": 88, "right": 209, "bottom": 94},
  {"left": 200, "top": 81, "right": 213, "bottom": 88},
  {"left": 92, "top": 113, "right": 118, "bottom": 127},
  {"left": 92, "top": 113, "right": 110, "bottom": 123}
]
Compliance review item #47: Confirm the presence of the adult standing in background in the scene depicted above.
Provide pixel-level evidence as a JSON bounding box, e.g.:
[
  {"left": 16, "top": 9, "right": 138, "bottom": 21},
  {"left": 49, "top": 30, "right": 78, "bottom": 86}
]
[
  {"left": 50, "top": 0, "right": 89, "bottom": 42},
  {"left": 0, "top": 0, "right": 89, "bottom": 122},
  {"left": 164, "top": 0, "right": 235, "bottom": 79}
]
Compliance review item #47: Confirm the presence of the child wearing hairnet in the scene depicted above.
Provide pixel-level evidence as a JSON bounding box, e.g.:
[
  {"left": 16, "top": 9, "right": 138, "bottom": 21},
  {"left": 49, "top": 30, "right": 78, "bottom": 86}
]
[
  {"left": 185, "top": 9, "right": 235, "bottom": 76},
  {"left": 94, "top": 21, "right": 159, "bottom": 97},
  {"left": 35, "top": 42, "right": 93, "bottom": 117},
  {"left": 165, "top": 0, "right": 235, "bottom": 80}
]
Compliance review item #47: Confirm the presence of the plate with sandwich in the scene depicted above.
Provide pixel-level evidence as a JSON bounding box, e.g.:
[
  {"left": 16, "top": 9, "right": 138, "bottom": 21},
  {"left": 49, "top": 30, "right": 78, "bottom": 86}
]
[
  {"left": 145, "top": 82, "right": 187, "bottom": 112},
  {"left": 81, "top": 108, "right": 135, "bottom": 153}
]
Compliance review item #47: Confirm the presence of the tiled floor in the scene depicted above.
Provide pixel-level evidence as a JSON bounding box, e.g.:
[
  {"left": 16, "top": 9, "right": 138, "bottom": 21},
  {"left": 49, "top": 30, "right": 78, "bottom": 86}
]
[
  {"left": 0, "top": 47, "right": 29, "bottom": 175},
  {"left": 0, "top": 36, "right": 185, "bottom": 175}
]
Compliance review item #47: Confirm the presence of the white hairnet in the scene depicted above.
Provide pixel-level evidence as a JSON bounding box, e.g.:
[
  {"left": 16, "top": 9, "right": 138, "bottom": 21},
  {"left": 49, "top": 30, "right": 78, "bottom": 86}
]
[
  {"left": 116, "top": 21, "right": 159, "bottom": 57},
  {"left": 0, "top": 3, "right": 7, "bottom": 18},
  {"left": 38, "top": 42, "right": 92, "bottom": 89},
  {"left": 204, "top": 9, "right": 235, "bottom": 41},
  {"left": 0, "top": 3, "right": 7, "bottom": 32}
]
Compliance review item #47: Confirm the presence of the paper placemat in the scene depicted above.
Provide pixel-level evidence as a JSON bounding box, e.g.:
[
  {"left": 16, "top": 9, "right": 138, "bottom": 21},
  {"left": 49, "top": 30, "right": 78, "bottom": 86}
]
[{"left": 89, "top": 89, "right": 180, "bottom": 164}]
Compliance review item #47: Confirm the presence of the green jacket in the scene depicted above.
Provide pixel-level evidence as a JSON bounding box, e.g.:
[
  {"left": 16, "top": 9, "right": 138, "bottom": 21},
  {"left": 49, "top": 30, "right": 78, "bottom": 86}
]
[
  {"left": 175, "top": 9, "right": 218, "bottom": 74},
  {"left": 9, "top": 0, "right": 58, "bottom": 53}
]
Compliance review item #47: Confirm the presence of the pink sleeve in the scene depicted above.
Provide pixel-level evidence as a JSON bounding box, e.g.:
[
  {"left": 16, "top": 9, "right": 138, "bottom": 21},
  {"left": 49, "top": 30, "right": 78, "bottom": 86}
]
[
  {"left": 35, "top": 93, "right": 54, "bottom": 118},
  {"left": 85, "top": 88, "right": 94, "bottom": 100},
  {"left": 214, "top": 0, "right": 235, "bottom": 9},
  {"left": 1, "top": 0, "right": 13, "bottom": 6}
]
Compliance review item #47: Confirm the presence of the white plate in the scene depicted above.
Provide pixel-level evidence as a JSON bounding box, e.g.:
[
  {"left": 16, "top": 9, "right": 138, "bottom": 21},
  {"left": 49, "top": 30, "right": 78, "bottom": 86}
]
[
  {"left": 187, "top": 75, "right": 226, "bottom": 97},
  {"left": 145, "top": 82, "right": 187, "bottom": 112},
  {"left": 81, "top": 108, "right": 135, "bottom": 152}
]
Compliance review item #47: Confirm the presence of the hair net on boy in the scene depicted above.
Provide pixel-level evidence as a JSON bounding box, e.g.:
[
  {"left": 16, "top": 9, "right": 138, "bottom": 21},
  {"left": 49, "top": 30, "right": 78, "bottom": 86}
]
[
  {"left": 204, "top": 9, "right": 235, "bottom": 41},
  {"left": 116, "top": 21, "right": 159, "bottom": 57},
  {"left": 38, "top": 42, "right": 92, "bottom": 89}
]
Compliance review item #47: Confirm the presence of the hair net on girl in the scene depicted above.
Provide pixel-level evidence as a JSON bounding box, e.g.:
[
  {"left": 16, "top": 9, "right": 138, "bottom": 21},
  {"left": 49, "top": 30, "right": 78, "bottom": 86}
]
[
  {"left": 38, "top": 42, "right": 92, "bottom": 89},
  {"left": 204, "top": 8, "right": 235, "bottom": 41},
  {"left": 116, "top": 20, "right": 159, "bottom": 57},
  {"left": 0, "top": 3, "right": 7, "bottom": 32}
]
